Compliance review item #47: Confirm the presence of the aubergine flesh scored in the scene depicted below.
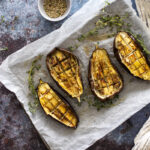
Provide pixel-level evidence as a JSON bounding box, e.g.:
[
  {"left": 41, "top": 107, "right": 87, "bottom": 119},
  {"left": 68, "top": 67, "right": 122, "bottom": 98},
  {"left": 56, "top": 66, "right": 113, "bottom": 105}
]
[
  {"left": 46, "top": 48, "right": 83, "bottom": 102},
  {"left": 89, "top": 47, "right": 123, "bottom": 101},
  {"left": 37, "top": 80, "right": 78, "bottom": 128},
  {"left": 114, "top": 31, "right": 150, "bottom": 80}
]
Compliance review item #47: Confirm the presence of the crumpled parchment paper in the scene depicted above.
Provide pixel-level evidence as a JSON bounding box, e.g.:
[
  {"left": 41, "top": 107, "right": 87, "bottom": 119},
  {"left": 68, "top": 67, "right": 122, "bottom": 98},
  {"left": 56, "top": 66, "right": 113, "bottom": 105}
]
[{"left": 0, "top": 0, "right": 150, "bottom": 150}]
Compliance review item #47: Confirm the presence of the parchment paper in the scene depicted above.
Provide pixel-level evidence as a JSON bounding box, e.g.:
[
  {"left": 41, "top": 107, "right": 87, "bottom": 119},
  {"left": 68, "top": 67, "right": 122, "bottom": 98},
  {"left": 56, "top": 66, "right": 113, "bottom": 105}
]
[{"left": 0, "top": 0, "right": 150, "bottom": 150}]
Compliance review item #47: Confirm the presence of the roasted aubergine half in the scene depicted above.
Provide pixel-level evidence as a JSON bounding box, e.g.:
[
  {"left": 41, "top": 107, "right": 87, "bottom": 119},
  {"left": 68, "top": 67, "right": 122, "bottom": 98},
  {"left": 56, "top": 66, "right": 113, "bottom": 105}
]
[
  {"left": 37, "top": 80, "right": 79, "bottom": 128},
  {"left": 89, "top": 47, "right": 123, "bottom": 101},
  {"left": 46, "top": 48, "right": 83, "bottom": 102},
  {"left": 114, "top": 31, "right": 150, "bottom": 80}
]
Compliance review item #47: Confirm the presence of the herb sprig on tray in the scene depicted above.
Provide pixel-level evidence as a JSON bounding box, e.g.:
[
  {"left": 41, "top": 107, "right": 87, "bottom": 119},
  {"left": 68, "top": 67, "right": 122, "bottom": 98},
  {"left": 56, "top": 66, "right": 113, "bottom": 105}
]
[
  {"left": 0, "top": 47, "right": 8, "bottom": 51},
  {"left": 135, "top": 36, "right": 150, "bottom": 55},
  {"left": 92, "top": 95, "right": 119, "bottom": 110},
  {"left": 0, "top": 16, "right": 5, "bottom": 25},
  {"left": 80, "top": 94, "right": 120, "bottom": 111},
  {"left": 27, "top": 55, "right": 43, "bottom": 113},
  {"left": 78, "top": 13, "right": 131, "bottom": 42},
  {"left": 68, "top": 44, "right": 79, "bottom": 51},
  {"left": 126, "top": 30, "right": 150, "bottom": 55}
]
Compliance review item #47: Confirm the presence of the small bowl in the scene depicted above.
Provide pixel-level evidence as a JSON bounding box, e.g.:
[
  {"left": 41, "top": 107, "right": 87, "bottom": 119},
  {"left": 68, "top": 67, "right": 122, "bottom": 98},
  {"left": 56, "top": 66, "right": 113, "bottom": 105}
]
[{"left": 38, "top": 0, "right": 72, "bottom": 22}]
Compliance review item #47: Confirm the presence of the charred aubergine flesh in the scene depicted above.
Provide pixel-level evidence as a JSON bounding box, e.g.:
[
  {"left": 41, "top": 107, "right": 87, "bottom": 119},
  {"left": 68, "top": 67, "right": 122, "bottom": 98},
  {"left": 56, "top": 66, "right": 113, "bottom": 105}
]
[
  {"left": 37, "top": 80, "right": 78, "bottom": 128},
  {"left": 89, "top": 47, "right": 123, "bottom": 101},
  {"left": 46, "top": 48, "right": 83, "bottom": 102},
  {"left": 114, "top": 31, "right": 150, "bottom": 80}
]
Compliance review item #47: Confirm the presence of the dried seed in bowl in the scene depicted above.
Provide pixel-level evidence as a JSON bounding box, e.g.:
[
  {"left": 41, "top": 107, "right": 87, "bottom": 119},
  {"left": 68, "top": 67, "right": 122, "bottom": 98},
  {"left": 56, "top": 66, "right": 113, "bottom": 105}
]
[{"left": 43, "top": 0, "right": 67, "bottom": 18}]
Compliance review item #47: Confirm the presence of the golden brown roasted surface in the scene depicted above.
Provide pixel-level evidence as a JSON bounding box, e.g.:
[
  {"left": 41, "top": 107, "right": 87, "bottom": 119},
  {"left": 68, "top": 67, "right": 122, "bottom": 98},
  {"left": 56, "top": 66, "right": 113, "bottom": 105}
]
[
  {"left": 37, "top": 80, "right": 78, "bottom": 128},
  {"left": 115, "top": 31, "right": 150, "bottom": 80},
  {"left": 46, "top": 48, "right": 83, "bottom": 102},
  {"left": 89, "top": 47, "right": 123, "bottom": 101}
]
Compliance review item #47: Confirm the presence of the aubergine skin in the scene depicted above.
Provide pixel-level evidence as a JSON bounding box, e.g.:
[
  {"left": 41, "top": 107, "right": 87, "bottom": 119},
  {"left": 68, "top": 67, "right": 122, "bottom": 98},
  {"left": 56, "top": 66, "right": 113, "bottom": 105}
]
[
  {"left": 114, "top": 31, "right": 150, "bottom": 80},
  {"left": 46, "top": 48, "right": 83, "bottom": 102},
  {"left": 89, "top": 47, "right": 123, "bottom": 101},
  {"left": 37, "top": 80, "right": 79, "bottom": 128}
]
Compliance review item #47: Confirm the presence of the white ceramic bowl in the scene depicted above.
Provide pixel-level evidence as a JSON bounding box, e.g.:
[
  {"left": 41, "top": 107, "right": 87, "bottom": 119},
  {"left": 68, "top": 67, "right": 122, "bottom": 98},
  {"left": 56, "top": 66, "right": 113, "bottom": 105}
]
[{"left": 38, "top": 0, "right": 72, "bottom": 22}]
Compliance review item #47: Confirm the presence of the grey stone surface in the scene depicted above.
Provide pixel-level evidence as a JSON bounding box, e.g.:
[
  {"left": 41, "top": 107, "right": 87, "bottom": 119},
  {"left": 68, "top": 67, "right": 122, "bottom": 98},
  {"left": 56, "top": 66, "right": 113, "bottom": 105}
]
[{"left": 0, "top": 0, "right": 149, "bottom": 150}]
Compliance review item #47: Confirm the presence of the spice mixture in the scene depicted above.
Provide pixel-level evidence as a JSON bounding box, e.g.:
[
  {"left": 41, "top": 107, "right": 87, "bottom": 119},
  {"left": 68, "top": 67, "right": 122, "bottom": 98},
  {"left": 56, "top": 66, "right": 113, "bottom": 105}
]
[{"left": 43, "top": 0, "right": 67, "bottom": 18}]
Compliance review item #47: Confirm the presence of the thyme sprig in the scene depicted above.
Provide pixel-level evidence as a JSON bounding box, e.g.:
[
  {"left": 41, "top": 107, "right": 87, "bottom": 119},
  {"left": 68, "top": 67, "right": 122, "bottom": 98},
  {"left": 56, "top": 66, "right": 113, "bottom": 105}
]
[
  {"left": 0, "top": 47, "right": 8, "bottom": 51},
  {"left": 68, "top": 44, "right": 79, "bottom": 51},
  {"left": 126, "top": 30, "right": 150, "bottom": 56},
  {"left": 136, "top": 36, "right": 150, "bottom": 55},
  {"left": 78, "top": 13, "right": 131, "bottom": 42},
  {"left": 81, "top": 94, "right": 119, "bottom": 111},
  {"left": 102, "top": 0, "right": 110, "bottom": 12},
  {"left": 92, "top": 95, "right": 119, "bottom": 110},
  {"left": 0, "top": 16, "right": 5, "bottom": 25},
  {"left": 27, "top": 55, "right": 42, "bottom": 113}
]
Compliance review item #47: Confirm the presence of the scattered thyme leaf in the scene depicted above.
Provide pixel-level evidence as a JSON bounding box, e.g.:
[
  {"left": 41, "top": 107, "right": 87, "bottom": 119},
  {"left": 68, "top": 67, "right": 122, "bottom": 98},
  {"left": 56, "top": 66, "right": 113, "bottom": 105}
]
[
  {"left": 0, "top": 47, "right": 8, "bottom": 51},
  {"left": 78, "top": 13, "right": 131, "bottom": 42},
  {"left": 92, "top": 95, "right": 119, "bottom": 111},
  {"left": 68, "top": 46, "right": 75, "bottom": 51},
  {"left": 125, "top": 30, "right": 150, "bottom": 56},
  {"left": 1, "top": 16, "right": 5, "bottom": 23},
  {"left": 78, "top": 34, "right": 86, "bottom": 42},
  {"left": 35, "top": 64, "right": 41, "bottom": 70},
  {"left": 102, "top": 0, "right": 110, "bottom": 12},
  {"left": 77, "top": 102, "right": 82, "bottom": 106},
  {"left": 114, "top": 94, "right": 119, "bottom": 99},
  {"left": 87, "top": 99, "right": 93, "bottom": 107},
  {"left": 27, "top": 55, "right": 43, "bottom": 113},
  {"left": 105, "top": 0, "right": 110, "bottom": 5},
  {"left": 80, "top": 94, "right": 119, "bottom": 111},
  {"left": 68, "top": 44, "right": 79, "bottom": 51},
  {"left": 26, "top": 70, "right": 30, "bottom": 74}
]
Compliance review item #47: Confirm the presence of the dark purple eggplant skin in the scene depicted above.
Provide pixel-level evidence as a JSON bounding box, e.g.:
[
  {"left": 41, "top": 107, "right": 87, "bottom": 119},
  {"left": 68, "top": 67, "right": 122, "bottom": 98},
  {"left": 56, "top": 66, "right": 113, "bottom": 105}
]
[
  {"left": 46, "top": 47, "right": 84, "bottom": 100},
  {"left": 113, "top": 31, "right": 150, "bottom": 80},
  {"left": 37, "top": 80, "right": 79, "bottom": 129},
  {"left": 88, "top": 48, "right": 124, "bottom": 102}
]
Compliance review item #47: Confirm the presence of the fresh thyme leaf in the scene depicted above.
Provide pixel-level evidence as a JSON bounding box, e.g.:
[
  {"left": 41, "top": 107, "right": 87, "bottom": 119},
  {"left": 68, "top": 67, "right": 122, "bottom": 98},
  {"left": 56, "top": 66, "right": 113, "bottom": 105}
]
[
  {"left": 77, "top": 102, "right": 82, "bottom": 106},
  {"left": 105, "top": 0, "right": 110, "bottom": 5},
  {"left": 27, "top": 55, "right": 43, "bottom": 113},
  {"left": 28, "top": 102, "right": 37, "bottom": 113},
  {"left": 87, "top": 99, "right": 93, "bottom": 107},
  {"left": 35, "top": 64, "right": 41, "bottom": 70},
  {"left": 80, "top": 94, "right": 119, "bottom": 111},
  {"left": 107, "top": 33, "right": 116, "bottom": 38},
  {"left": 125, "top": 30, "right": 150, "bottom": 56},
  {"left": 114, "top": 94, "right": 119, "bottom": 99},
  {"left": 102, "top": 0, "right": 110, "bottom": 12},
  {"left": 0, "top": 16, "right": 5, "bottom": 24},
  {"left": 26, "top": 70, "right": 30, "bottom": 74},
  {"left": 78, "top": 34, "right": 86, "bottom": 42},
  {"left": 68, "top": 46, "right": 74, "bottom": 51},
  {"left": 0, "top": 47, "right": 8, "bottom": 51},
  {"left": 78, "top": 13, "right": 131, "bottom": 42},
  {"left": 92, "top": 95, "right": 119, "bottom": 111},
  {"left": 68, "top": 44, "right": 79, "bottom": 51}
]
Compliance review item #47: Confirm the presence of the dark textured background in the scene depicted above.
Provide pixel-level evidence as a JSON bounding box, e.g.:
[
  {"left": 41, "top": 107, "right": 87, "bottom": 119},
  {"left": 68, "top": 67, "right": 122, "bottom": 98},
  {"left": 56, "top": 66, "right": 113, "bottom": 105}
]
[{"left": 0, "top": 0, "right": 149, "bottom": 150}]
